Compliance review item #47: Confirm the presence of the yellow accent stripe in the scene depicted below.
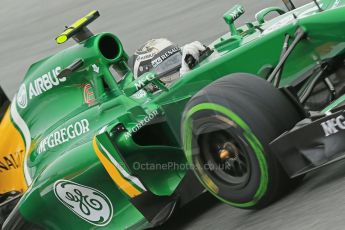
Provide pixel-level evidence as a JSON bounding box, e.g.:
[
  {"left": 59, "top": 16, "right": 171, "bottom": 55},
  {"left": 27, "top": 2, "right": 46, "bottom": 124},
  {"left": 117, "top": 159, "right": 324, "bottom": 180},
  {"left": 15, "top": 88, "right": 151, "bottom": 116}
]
[
  {"left": 92, "top": 137, "right": 141, "bottom": 198},
  {"left": 0, "top": 107, "right": 27, "bottom": 193}
]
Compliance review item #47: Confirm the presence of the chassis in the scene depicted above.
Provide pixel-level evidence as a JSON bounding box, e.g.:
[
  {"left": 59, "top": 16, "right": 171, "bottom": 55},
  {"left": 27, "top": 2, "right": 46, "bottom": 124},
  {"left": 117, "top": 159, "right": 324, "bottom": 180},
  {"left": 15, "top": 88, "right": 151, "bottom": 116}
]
[{"left": 1, "top": 0, "right": 345, "bottom": 229}]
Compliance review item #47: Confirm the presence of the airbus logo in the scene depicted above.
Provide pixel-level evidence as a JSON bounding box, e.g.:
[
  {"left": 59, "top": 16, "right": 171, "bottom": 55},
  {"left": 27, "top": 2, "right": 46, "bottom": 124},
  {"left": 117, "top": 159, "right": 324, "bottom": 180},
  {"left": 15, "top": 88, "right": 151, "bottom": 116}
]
[
  {"left": 321, "top": 115, "right": 345, "bottom": 137},
  {"left": 17, "top": 84, "right": 28, "bottom": 109},
  {"left": 16, "top": 66, "right": 64, "bottom": 109}
]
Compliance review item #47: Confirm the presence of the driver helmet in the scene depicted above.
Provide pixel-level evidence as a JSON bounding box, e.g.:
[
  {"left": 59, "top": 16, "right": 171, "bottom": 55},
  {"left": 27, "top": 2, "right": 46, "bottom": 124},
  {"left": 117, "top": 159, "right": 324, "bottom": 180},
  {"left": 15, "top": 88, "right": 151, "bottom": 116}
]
[{"left": 129, "top": 38, "right": 182, "bottom": 86}]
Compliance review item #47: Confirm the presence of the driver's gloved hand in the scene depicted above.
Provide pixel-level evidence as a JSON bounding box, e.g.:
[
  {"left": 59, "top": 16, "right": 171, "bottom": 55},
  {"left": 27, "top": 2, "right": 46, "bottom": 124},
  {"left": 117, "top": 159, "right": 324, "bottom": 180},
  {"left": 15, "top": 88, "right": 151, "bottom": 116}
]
[{"left": 180, "top": 41, "right": 206, "bottom": 76}]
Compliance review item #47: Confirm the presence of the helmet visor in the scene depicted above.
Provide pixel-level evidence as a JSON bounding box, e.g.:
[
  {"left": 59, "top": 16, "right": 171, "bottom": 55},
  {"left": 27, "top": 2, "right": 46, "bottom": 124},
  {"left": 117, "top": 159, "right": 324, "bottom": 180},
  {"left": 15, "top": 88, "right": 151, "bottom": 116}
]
[{"left": 153, "top": 52, "right": 182, "bottom": 79}]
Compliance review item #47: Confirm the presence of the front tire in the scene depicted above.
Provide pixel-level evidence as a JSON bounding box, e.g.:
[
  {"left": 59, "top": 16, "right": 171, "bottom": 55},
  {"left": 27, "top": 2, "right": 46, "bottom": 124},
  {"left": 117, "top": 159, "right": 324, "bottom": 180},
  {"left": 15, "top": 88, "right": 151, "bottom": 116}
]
[{"left": 182, "top": 74, "right": 304, "bottom": 209}]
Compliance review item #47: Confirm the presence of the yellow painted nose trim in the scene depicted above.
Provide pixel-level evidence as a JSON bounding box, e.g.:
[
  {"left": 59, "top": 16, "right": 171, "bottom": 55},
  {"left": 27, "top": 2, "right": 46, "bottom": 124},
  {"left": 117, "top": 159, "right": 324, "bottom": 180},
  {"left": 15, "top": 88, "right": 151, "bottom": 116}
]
[{"left": 0, "top": 108, "right": 27, "bottom": 194}]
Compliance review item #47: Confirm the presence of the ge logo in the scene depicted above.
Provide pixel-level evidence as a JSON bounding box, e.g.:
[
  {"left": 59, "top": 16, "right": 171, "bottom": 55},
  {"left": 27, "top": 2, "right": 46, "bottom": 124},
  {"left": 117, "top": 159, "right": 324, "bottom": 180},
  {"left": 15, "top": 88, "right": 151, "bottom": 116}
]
[
  {"left": 54, "top": 180, "right": 113, "bottom": 226},
  {"left": 17, "top": 84, "right": 28, "bottom": 109}
]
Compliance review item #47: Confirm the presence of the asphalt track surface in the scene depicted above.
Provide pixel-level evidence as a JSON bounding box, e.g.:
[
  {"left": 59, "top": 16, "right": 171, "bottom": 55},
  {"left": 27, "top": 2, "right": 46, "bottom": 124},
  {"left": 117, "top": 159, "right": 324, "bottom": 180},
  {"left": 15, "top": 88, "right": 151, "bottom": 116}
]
[{"left": 2, "top": 1, "right": 345, "bottom": 230}]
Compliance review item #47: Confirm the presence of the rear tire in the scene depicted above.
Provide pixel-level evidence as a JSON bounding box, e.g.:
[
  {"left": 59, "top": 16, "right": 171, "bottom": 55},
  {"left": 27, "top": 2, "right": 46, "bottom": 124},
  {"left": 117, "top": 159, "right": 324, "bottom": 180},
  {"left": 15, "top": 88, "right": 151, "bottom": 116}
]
[{"left": 182, "top": 74, "right": 305, "bottom": 209}]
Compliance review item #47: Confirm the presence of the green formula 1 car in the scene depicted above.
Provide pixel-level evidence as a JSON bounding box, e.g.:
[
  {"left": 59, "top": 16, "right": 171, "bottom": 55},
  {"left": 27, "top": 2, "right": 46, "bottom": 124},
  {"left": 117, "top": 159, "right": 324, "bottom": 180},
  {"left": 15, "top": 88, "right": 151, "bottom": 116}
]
[{"left": 2, "top": 0, "right": 345, "bottom": 229}]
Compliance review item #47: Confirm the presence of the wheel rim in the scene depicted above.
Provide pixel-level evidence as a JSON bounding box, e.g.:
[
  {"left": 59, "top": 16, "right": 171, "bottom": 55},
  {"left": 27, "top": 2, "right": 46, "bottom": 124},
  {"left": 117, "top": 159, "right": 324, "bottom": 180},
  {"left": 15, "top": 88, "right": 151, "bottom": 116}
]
[
  {"left": 199, "top": 124, "right": 251, "bottom": 187},
  {"left": 183, "top": 102, "right": 270, "bottom": 207}
]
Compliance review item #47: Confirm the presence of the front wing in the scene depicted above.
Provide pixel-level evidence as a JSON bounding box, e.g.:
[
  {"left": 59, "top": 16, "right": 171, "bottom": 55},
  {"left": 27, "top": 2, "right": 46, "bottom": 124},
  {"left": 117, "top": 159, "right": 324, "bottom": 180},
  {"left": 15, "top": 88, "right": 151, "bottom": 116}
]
[{"left": 270, "top": 106, "right": 345, "bottom": 178}]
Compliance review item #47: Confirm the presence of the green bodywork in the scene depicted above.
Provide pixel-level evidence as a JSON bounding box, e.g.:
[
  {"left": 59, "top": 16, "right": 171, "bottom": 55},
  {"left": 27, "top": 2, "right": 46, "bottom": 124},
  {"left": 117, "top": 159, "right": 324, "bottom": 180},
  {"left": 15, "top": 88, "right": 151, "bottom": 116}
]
[{"left": 7, "top": 1, "right": 345, "bottom": 229}]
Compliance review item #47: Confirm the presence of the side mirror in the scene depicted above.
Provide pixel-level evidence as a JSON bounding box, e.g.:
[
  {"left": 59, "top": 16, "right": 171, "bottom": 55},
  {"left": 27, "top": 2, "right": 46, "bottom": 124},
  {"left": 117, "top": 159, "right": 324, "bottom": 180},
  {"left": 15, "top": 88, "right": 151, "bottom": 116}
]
[
  {"left": 255, "top": 7, "right": 286, "bottom": 24},
  {"left": 223, "top": 5, "right": 245, "bottom": 36}
]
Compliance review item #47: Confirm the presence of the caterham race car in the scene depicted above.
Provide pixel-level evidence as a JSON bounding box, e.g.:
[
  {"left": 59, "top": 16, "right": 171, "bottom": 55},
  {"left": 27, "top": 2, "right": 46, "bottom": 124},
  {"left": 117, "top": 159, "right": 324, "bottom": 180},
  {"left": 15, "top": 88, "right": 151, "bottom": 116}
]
[{"left": 1, "top": 0, "right": 345, "bottom": 229}]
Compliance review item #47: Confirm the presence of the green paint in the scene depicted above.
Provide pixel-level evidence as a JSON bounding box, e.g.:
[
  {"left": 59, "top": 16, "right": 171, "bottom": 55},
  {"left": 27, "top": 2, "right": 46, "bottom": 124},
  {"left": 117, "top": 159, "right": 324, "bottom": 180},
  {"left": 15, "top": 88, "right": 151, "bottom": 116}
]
[
  {"left": 4, "top": 1, "right": 345, "bottom": 228},
  {"left": 322, "top": 94, "right": 345, "bottom": 112}
]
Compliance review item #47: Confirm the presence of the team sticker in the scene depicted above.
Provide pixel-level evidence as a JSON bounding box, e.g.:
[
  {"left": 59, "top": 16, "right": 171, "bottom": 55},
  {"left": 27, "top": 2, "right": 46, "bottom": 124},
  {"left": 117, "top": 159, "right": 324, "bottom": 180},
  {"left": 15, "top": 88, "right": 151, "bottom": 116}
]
[
  {"left": 37, "top": 119, "right": 90, "bottom": 154},
  {"left": 17, "top": 67, "right": 64, "bottom": 109},
  {"left": 83, "top": 84, "right": 96, "bottom": 106},
  {"left": 54, "top": 180, "right": 113, "bottom": 226}
]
